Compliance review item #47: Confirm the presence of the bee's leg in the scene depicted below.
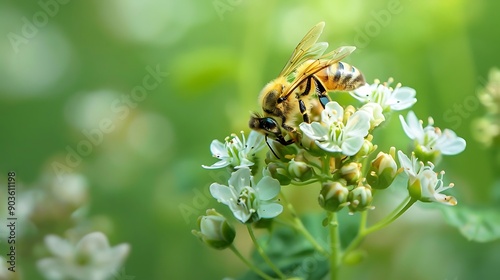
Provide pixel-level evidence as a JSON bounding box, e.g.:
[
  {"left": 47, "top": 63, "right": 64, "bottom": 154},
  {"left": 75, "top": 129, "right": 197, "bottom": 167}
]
[
  {"left": 313, "top": 76, "right": 330, "bottom": 108},
  {"left": 299, "top": 99, "right": 310, "bottom": 123}
]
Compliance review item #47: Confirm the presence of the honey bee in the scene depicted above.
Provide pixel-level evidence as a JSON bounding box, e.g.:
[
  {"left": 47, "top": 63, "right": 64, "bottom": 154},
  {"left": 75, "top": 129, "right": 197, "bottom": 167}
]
[{"left": 249, "top": 22, "right": 366, "bottom": 156}]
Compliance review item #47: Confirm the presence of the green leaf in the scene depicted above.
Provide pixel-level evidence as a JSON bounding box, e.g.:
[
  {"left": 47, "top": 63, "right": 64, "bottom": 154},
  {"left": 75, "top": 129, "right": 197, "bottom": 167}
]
[
  {"left": 237, "top": 213, "right": 362, "bottom": 279},
  {"left": 440, "top": 205, "right": 500, "bottom": 242},
  {"left": 238, "top": 214, "right": 329, "bottom": 280}
]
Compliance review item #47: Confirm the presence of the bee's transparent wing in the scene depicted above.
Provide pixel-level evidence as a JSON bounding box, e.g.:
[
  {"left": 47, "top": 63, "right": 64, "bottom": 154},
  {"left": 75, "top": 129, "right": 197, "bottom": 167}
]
[
  {"left": 279, "top": 22, "right": 328, "bottom": 77},
  {"left": 320, "top": 45, "right": 356, "bottom": 64},
  {"left": 280, "top": 46, "right": 357, "bottom": 100}
]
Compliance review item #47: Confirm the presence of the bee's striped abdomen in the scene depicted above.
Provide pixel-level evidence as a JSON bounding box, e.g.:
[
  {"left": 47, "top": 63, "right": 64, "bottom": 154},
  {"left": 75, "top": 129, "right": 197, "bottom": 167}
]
[{"left": 318, "top": 61, "right": 366, "bottom": 91}]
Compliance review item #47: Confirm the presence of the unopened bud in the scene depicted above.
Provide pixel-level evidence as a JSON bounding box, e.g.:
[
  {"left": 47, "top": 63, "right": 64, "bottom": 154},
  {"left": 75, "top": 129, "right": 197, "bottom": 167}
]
[
  {"left": 367, "top": 150, "right": 398, "bottom": 189},
  {"left": 318, "top": 181, "right": 349, "bottom": 212},
  {"left": 192, "top": 209, "right": 235, "bottom": 250},
  {"left": 355, "top": 137, "right": 376, "bottom": 159},
  {"left": 340, "top": 162, "right": 362, "bottom": 184},
  {"left": 348, "top": 185, "right": 374, "bottom": 213},
  {"left": 288, "top": 159, "right": 313, "bottom": 181},
  {"left": 267, "top": 162, "right": 291, "bottom": 185}
]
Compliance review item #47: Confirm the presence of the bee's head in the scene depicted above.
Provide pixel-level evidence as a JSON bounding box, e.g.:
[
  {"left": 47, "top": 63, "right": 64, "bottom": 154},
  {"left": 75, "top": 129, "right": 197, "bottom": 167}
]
[
  {"left": 249, "top": 113, "right": 282, "bottom": 138},
  {"left": 249, "top": 113, "right": 294, "bottom": 158}
]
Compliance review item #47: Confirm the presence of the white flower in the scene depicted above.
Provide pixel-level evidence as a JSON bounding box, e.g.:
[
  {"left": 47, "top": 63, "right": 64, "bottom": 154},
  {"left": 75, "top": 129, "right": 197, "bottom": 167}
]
[
  {"left": 299, "top": 101, "right": 370, "bottom": 156},
  {"left": 37, "top": 232, "right": 130, "bottom": 280},
  {"left": 400, "top": 111, "right": 466, "bottom": 155},
  {"left": 210, "top": 168, "right": 283, "bottom": 223},
  {"left": 398, "top": 151, "right": 457, "bottom": 206},
  {"left": 0, "top": 256, "right": 11, "bottom": 279},
  {"left": 359, "top": 102, "right": 385, "bottom": 129},
  {"left": 351, "top": 79, "right": 416, "bottom": 111},
  {"left": 202, "top": 130, "right": 265, "bottom": 169}
]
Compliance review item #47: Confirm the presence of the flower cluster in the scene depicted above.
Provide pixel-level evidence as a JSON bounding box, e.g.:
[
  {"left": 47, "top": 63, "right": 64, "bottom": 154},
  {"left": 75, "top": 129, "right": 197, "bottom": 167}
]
[{"left": 194, "top": 78, "right": 466, "bottom": 279}]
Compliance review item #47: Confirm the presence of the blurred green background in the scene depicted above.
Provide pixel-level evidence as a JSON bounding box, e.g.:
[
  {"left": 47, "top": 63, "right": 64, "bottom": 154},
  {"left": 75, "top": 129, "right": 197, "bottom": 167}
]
[{"left": 1, "top": 0, "right": 500, "bottom": 279}]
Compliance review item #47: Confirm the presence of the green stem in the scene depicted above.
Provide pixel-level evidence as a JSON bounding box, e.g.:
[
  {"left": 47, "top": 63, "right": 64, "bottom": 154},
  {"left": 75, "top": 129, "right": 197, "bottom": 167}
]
[
  {"left": 246, "top": 224, "right": 286, "bottom": 279},
  {"left": 280, "top": 191, "right": 329, "bottom": 256},
  {"left": 364, "top": 197, "right": 416, "bottom": 235},
  {"left": 229, "top": 245, "right": 275, "bottom": 280},
  {"left": 328, "top": 212, "right": 341, "bottom": 280},
  {"left": 341, "top": 197, "right": 416, "bottom": 262}
]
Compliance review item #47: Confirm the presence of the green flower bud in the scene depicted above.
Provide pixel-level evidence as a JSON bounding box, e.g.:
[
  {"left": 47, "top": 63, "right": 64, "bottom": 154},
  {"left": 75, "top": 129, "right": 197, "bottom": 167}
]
[
  {"left": 318, "top": 181, "right": 349, "bottom": 212},
  {"left": 340, "top": 162, "right": 362, "bottom": 185},
  {"left": 288, "top": 159, "right": 313, "bottom": 181},
  {"left": 354, "top": 136, "right": 376, "bottom": 159},
  {"left": 300, "top": 134, "right": 326, "bottom": 157},
  {"left": 192, "top": 209, "right": 235, "bottom": 250},
  {"left": 367, "top": 150, "right": 398, "bottom": 189},
  {"left": 348, "top": 185, "right": 374, "bottom": 213},
  {"left": 267, "top": 162, "right": 291, "bottom": 185}
]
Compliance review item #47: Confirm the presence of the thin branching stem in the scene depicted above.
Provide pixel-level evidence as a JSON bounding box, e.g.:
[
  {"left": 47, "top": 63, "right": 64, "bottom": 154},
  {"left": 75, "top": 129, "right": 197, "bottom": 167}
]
[
  {"left": 229, "top": 245, "right": 275, "bottom": 280},
  {"left": 246, "top": 224, "right": 286, "bottom": 279},
  {"left": 280, "top": 191, "right": 329, "bottom": 257},
  {"left": 342, "top": 197, "right": 416, "bottom": 262},
  {"left": 328, "top": 212, "right": 341, "bottom": 280}
]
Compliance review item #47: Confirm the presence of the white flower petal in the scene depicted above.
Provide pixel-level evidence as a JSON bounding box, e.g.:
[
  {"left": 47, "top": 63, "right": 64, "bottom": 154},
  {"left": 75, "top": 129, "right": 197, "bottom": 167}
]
[
  {"left": 232, "top": 206, "right": 252, "bottom": 223},
  {"left": 344, "top": 111, "right": 370, "bottom": 138},
  {"left": 255, "top": 176, "right": 280, "bottom": 200},
  {"left": 235, "top": 157, "right": 254, "bottom": 169},
  {"left": 350, "top": 83, "right": 372, "bottom": 101},
  {"left": 400, "top": 111, "right": 423, "bottom": 140},
  {"left": 202, "top": 159, "right": 231, "bottom": 169},
  {"left": 228, "top": 168, "right": 251, "bottom": 192},
  {"left": 340, "top": 136, "right": 365, "bottom": 156},
  {"left": 299, "top": 122, "right": 328, "bottom": 140},
  {"left": 432, "top": 193, "right": 458, "bottom": 206},
  {"left": 322, "top": 102, "right": 344, "bottom": 125},
  {"left": 390, "top": 87, "right": 417, "bottom": 110},
  {"left": 44, "top": 235, "right": 74, "bottom": 258},
  {"left": 245, "top": 130, "right": 265, "bottom": 152},
  {"left": 37, "top": 258, "right": 68, "bottom": 280},
  {"left": 210, "top": 183, "right": 236, "bottom": 204},
  {"left": 257, "top": 202, "right": 283, "bottom": 218},
  {"left": 209, "top": 140, "right": 228, "bottom": 158},
  {"left": 76, "top": 232, "right": 110, "bottom": 255},
  {"left": 316, "top": 141, "right": 342, "bottom": 153},
  {"left": 397, "top": 151, "right": 414, "bottom": 175},
  {"left": 435, "top": 129, "right": 466, "bottom": 155}
]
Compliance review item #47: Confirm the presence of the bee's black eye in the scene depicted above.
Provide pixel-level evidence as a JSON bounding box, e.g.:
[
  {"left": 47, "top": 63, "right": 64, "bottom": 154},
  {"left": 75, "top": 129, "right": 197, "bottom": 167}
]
[{"left": 261, "top": 118, "right": 278, "bottom": 130}]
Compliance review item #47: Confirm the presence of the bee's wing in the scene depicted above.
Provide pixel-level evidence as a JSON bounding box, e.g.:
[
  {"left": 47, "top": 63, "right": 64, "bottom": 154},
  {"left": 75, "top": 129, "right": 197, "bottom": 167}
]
[
  {"left": 279, "top": 22, "right": 328, "bottom": 77},
  {"left": 280, "top": 46, "right": 357, "bottom": 100}
]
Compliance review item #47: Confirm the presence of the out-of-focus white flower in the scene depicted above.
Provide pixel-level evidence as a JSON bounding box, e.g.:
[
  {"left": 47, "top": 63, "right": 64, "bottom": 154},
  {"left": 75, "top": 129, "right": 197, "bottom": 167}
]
[
  {"left": 210, "top": 168, "right": 282, "bottom": 223},
  {"left": 203, "top": 130, "right": 265, "bottom": 169},
  {"left": 398, "top": 151, "right": 457, "bottom": 206},
  {"left": 0, "top": 256, "right": 13, "bottom": 280},
  {"left": 37, "top": 232, "right": 130, "bottom": 280},
  {"left": 299, "top": 101, "right": 370, "bottom": 156},
  {"left": 351, "top": 79, "right": 417, "bottom": 111}
]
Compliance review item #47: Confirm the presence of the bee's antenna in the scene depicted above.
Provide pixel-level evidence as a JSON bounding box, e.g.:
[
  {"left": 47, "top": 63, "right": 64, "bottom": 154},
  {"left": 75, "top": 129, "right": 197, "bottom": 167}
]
[{"left": 265, "top": 135, "right": 280, "bottom": 159}]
